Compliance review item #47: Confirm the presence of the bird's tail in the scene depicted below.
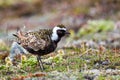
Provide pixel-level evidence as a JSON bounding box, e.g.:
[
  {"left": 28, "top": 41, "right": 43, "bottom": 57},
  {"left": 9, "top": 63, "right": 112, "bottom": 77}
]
[{"left": 13, "top": 26, "right": 26, "bottom": 39}]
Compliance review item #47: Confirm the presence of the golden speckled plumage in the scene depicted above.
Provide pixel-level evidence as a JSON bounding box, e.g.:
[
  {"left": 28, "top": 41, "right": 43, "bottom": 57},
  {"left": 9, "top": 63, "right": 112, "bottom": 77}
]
[
  {"left": 57, "top": 24, "right": 66, "bottom": 28},
  {"left": 16, "top": 29, "right": 53, "bottom": 51},
  {"left": 13, "top": 25, "right": 69, "bottom": 71}
]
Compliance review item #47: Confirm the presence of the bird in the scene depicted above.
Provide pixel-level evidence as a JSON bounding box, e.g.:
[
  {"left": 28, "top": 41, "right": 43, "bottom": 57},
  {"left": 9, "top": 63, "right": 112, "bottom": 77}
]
[{"left": 12, "top": 24, "right": 70, "bottom": 71}]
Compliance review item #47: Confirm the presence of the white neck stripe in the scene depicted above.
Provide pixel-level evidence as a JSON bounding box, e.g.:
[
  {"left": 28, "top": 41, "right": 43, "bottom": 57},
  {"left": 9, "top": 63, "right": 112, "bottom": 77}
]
[{"left": 51, "top": 26, "right": 66, "bottom": 41}]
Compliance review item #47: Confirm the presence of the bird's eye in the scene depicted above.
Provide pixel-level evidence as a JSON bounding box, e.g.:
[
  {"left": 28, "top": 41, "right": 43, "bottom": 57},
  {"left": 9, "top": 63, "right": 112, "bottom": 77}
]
[
  {"left": 57, "top": 30, "right": 62, "bottom": 34},
  {"left": 57, "top": 30, "right": 65, "bottom": 35}
]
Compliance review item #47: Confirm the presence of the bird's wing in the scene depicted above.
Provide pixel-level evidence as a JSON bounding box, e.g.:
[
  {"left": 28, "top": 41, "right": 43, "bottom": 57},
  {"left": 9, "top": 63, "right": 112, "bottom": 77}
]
[{"left": 15, "top": 29, "right": 52, "bottom": 51}]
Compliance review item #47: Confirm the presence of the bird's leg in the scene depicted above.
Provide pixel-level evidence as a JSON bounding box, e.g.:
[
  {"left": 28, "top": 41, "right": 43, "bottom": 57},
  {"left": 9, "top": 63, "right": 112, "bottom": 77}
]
[{"left": 37, "top": 56, "right": 44, "bottom": 71}]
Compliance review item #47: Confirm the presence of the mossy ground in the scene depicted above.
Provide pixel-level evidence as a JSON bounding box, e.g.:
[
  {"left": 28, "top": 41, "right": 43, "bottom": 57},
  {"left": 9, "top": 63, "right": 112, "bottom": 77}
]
[
  {"left": 0, "top": 20, "right": 120, "bottom": 80},
  {"left": 0, "top": 45, "right": 120, "bottom": 80}
]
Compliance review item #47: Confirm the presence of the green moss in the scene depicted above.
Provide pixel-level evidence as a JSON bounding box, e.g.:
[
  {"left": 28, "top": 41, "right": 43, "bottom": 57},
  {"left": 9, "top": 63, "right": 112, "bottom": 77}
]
[
  {"left": 77, "top": 20, "right": 114, "bottom": 37},
  {"left": 0, "top": 45, "right": 120, "bottom": 79}
]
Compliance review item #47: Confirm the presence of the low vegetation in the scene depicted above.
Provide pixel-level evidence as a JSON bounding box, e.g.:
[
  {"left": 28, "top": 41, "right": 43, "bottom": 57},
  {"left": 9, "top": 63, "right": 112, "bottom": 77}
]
[
  {"left": 0, "top": 20, "right": 120, "bottom": 79},
  {"left": 0, "top": 44, "right": 120, "bottom": 79}
]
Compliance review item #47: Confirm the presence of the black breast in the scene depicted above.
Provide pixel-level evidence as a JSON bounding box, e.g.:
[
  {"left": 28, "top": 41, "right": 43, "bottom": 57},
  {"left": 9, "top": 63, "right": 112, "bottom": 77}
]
[{"left": 24, "top": 42, "right": 57, "bottom": 56}]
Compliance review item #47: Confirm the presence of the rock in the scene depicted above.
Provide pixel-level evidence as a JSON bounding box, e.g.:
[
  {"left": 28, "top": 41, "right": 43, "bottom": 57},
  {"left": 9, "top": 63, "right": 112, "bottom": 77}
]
[
  {"left": 84, "top": 75, "right": 95, "bottom": 80},
  {"left": 9, "top": 42, "right": 28, "bottom": 61},
  {"left": 106, "top": 69, "right": 120, "bottom": 75},
  {"left": 102, "top": 60, "right": 109, "bottom": 65}
]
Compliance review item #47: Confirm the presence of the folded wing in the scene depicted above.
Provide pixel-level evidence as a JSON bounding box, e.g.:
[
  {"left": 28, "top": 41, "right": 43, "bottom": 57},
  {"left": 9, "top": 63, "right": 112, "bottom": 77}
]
[{"left": 14, "top": 29, "right": 52, "bottom": 51}]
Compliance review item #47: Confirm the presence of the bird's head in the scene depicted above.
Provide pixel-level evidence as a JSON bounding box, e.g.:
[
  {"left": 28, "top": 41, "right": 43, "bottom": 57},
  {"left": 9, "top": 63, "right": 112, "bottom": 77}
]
[{"left": 51, "top": 24, "right": 70, "bottom": 42}]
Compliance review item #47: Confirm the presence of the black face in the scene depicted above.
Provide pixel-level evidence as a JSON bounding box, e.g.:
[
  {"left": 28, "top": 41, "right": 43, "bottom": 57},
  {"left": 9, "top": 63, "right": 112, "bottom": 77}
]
[{"left": 57, "top": 30, "right": 66, "bottom": 38}]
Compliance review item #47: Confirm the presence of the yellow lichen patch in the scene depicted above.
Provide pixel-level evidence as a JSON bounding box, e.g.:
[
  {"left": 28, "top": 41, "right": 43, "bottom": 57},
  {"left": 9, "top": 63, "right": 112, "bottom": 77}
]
[
  {"left": 5, "top": 57, "right": 11, "bottom": 63},
  {"left": 21, "top": 55, "right": 27, "bottom": 61},
  {"left": 57, "top": 49, "right": 65, "bottom": 56},
  {"left": 5, "top": 57, "right": 13, "bottom": 67}
]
